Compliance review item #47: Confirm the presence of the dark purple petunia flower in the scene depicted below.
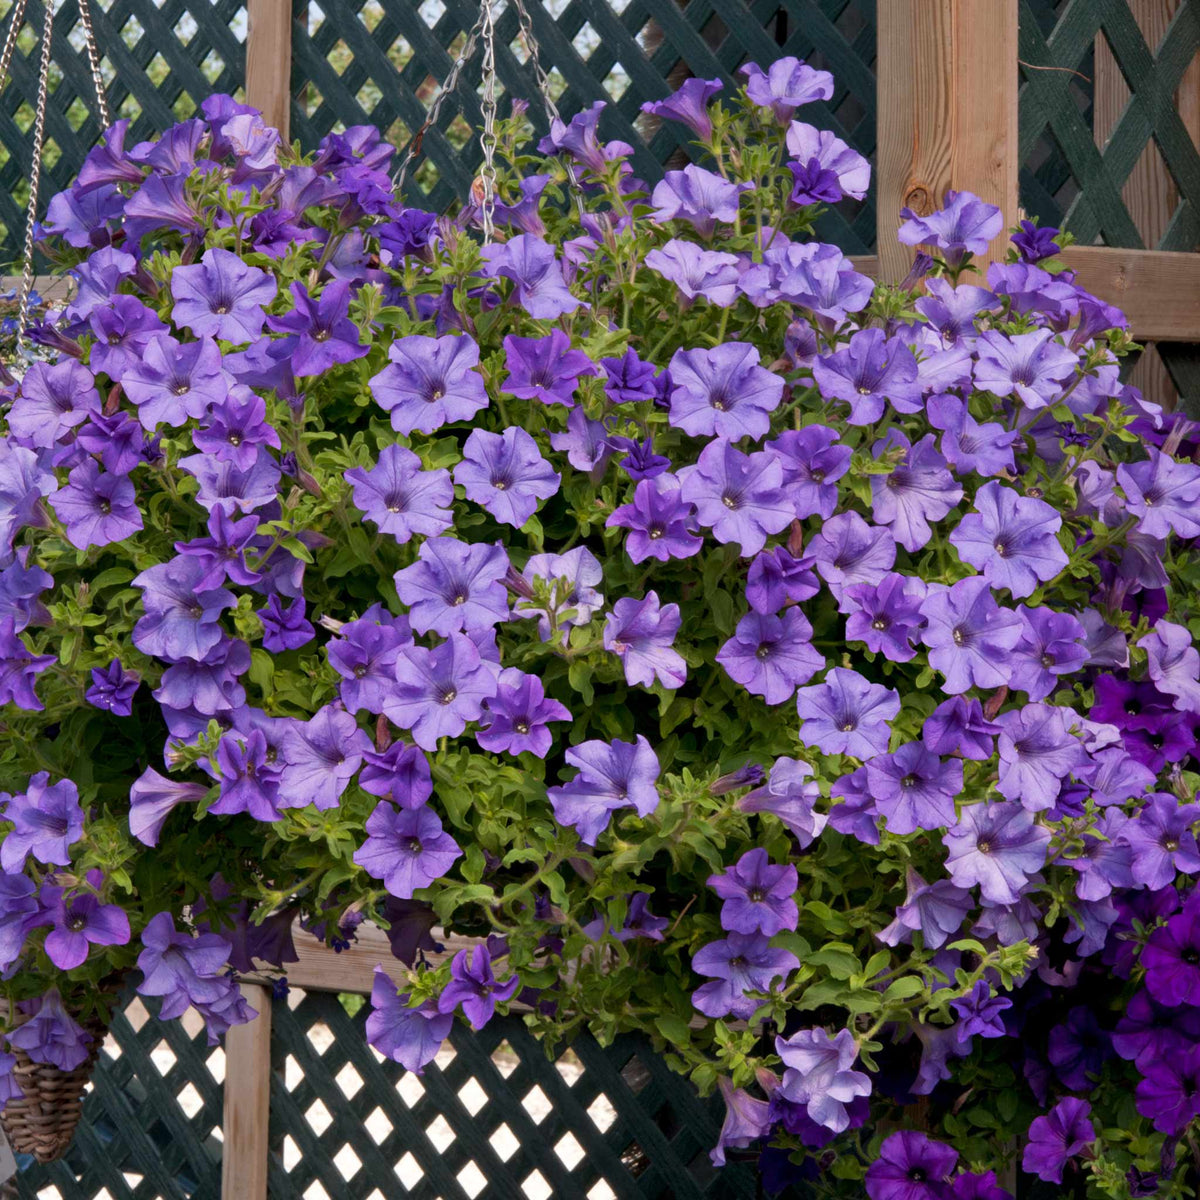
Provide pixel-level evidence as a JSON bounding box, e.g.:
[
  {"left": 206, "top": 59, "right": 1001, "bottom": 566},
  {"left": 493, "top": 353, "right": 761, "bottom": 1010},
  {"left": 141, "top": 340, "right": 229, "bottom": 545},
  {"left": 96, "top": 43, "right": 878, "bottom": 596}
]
[
  {"left": 437, "top": 944, "right": 520, "bottom": 1030},
  {"left": 211, "top": 727, "right": 285, "bottom": 821},
  {"left": 745, "top": 546, "right": 819, "bottom": 615},
  {"left": 123, "top": 173, "right": 205, "bottom": 241},
  {"left": 259, "top": 595, "right": 314, "bottom": 652},
  {"left": 85, "top": 660, "right": 140, "bottom": 716},
  {"left": 952, "top": 981, "right": 1012, "bottom": 1045},
  {"left": 366, "top": 967, "right": 451, "bottom": 1075},
  {"left": 327, "top": 607, "right": 409, "bottom": 715},
  {"left": 547, "top": 736, "right": 660, "bottom": 846},
  {"left": 844, "top": 572, "right": 926, "bottom": 662},
  {"left": 385, "top": 634, "right": 499, "bottom": 751},
  {"left": 1, "top": 773, "right": 84, "bottom": 871},
  {"left": 266, "top": 280, "right": 368, "bottom": 376},
  {"left": 691, "top": 931, "right": 799, "bottom": 1018},
  {"left": 1135, "top": 1046, "right": 1200, "bottom": 1134},
  {"left": 354, "top": 804, "right": 462, "bottom": 898},
  {"left": 345, "top": 444, "right": 453, "bottom": 543},
  {"left": 766, "top": 425, "right": 851, "bottom": 520},
  {"left": 192, "top": 391, "right": 282, "bottom": 470},
  {"left": 811, "top": 328, "right": 921, "bottom": 425},
  {"left": 175, "top": 508, "right": 264, "bottom": 590},
  {"left": 1012, "top": 219, "right": 1062, "bottom": 263},
  {"left": 481, "top": 235, "right": 583, "bottom": 318},
  {"left": 641, "top": 77, "right": 722, "bottom": 140},
  {"left": 867, "top": 742, "right": 963, "bottom": 834},
  {"left": 973, "top": 329, "right": 1078, "bottom": 410},
  {"left": 796, "top": 667, "right": 899, "bottom": 758},
  {"left": 132, "top": 557, "right": 235, "bottom": 662},
  {"left": 501, "top": 329, "right": 597, "bottom": 408},
  {"left": 36, "top": 881, "right": 131, "bottom": 970},
  {"left": 170, "top": 247, "right": 277, "bottom": 343},
  {"left": 716, "top": 608, "right": 824, "bottom": 704},
  {"left": 920, "top": 577, "right": 1022, "bottom": 694},
  {"left": 601, "top": 347, "right": 660, "bottom": 405},
  {"left": 678, "top": 439, "right": 794, "bottom": 557},
  {"left": 1113, "top": 991, "right": 1200, "bottom": 1071},
  {"left": 943, "top": 801, "right": 1051, "bottom": 904},
  {"left": 393, "top": 538, "right": 509, "bottom": 636},
  {"left": 1141, "top": 894, "right": 1200, "bottom": 1005},
  {"left": 808, "top": 512, "right": 897, "bottom": 610},
  {"left": 786, "top": 123, "right": 870, "bottom": 202},
  {"left": 1021, "top": 1098, "right": 1094, "bottom": 1184},
  {"left": 1047, "top": 1006, "right": 1110, "bottom": 1090},
  {"left": 740, "top": 57, "right": 833, "bottom": 123},
  {"left": 865, "top": 1131, "right": 958, "bottom": 1200},
  {"left": 708, "top": 847, "right": 798, "bottom": 936},
  {"left": 877, "top": 868, "right": 972, "bottom": 950},
  {"left": 6, "top": 989, "right": 94, "bottom": 1071},
  {"left": 454, "top": 427, "right": 560, "bottom": 528},
  {"left": 76, "top": 410, "right": 146, "bottom": 475},
  {"left": 667, "top": 342, "right": 782, "bottom": 440},
  {"left": 477, "top": 667, "right": 571, "bottom": 758},
  {"left": 871, "top": 432, "right": 963, "bottom": 552},
  {"left": 607, "top": 474, "right": 702, "bottom": 563},
  {"left": 45, "top": 183, "right": 124, "bottom": 248},
  {"left": 370, "top": 333, "right": 489, "bottom": 435},
  {"left": 604, "top": 592, "right": 686, "bottom": 690}
]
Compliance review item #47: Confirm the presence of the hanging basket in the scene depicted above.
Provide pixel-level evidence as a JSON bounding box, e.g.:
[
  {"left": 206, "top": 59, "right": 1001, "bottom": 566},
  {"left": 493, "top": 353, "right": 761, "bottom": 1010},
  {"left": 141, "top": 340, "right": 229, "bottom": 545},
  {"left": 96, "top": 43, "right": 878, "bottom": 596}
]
[{"left": 0, "top": 998, "right": 110, "bottom": 1164}]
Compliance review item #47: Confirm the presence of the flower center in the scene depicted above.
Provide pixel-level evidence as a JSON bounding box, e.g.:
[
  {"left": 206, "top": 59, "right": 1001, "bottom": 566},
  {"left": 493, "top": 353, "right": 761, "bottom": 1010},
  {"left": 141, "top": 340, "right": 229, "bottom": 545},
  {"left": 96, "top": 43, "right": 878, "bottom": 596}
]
[
  {"left": 872, "top": 616, "right": 889, "bottom": 631},
  {"left": 406, "top": 837, "right": 423, "bottom": 853},
  {"left": 755, "top": 643, "right": 773, "bottom": 660},
  {"left": 228, "top": 433, "right": 242, "bottom": 446},
  {"left": 721, "top": 492, "right": 739, "bottom": 510},
  {"left": 353, "top": 665, "right": 368, "bottom": 678},
  {"left": 748, "top": 888, "right": 765, "bottom": 902},
  {"left": 171, "top": 380, "right": 190, "bottom": 396},
  {"left": 648, "top": 524, "right": 664, "bottom": 539},
  {"left": 901, "top": 774, "right": 917, "bottom": 788},
  {"left": 427, "top": 385, "right": 445, "bottom": 403},
  {"left": 952, "top": 625, "right": 969, "bottom": 647},
  {"left": 98, "top": 499, "right": 112, "bottom": 515},
  {"left": 313, "top": 328, "right": 331, "bottom": 342},
  {"left": 66, "top": 914, "right": 88, "bottom": 933},
  {"left": 514, "top": 719, "right": 530, "bottom": 735},
  {"left": 977, "top": 839, "right": 993, "bottom": 854},
  {"left": 439, "top": 688, "right": 458, "bottom": 705}
]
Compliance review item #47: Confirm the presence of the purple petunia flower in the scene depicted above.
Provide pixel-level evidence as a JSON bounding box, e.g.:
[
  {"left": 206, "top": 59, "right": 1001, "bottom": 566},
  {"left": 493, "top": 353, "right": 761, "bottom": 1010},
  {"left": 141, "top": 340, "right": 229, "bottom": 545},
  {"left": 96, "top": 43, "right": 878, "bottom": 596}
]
[
  {"left": 795, "top": 668, "right": 900, "bottom": 759},
  {"left": 393, "top": 538, "right": 509, "bottom": 636},
  {"left": 132, "top": 557, "right": 235, "bottom": 662},
  {"left": 607, "top": 474, "right": 702, "bottom": 564},
  {"left": 690, "top": 932, "right": 799, "bottom": 1019},
  {"left": 1134, "top": 1046, "right": 1200, "bottom": 1135},
  {"left": 650, "top": 165, "right": 750, "bottom": 239},
  {"left": 192, "top": 391, "right": 282, "bottom": 470},
  {"left": 878, "top": 868, "right": 972, "bottom": 951},
  {"left": 6, "top": 989, "right": 94, "bottom": 1071},
  {"left": 123, "top": 335, "right": 229, "bottom": 430},
  {"left": 765, "top": 425, "right": 851, "bottom": 520},
  {"left": 709, "top": 1076, "right": 771, "bottom": 1168},
  {"left": 366, "top": 967, "right": 451, "bottom": 1075},
  {"left": 547, "top": 736, "right": 660, "bottom": 846},
  {"left": 808, "top": 512, "right": 897, "bottom": 610},
  {"left": 973, "top": 329, "right": 1078, "bottom": 410},
  {"left": 1007, "top": 606, "right": 1087, "bottom": 700},
  {"left": 950, "top": 482, "right": 1068, "bottom": 598},
  {"left": 259, "top": 595, "right": 315, "bottom": 652},
  {"left": 601, "top": 347, "right": 660, "bottom": 405},
  {"left": 354, "top": 804, "right": 462, "bottom": 898},
  {"left": 708, "top": 847, "right": 798, "bottom": 935},
  {"left": 501, "top": 329, "right": 597, "bottom": 408},
  {"left": 716, "top": 608, "right": 824, "bottom": 704},
  {"left": 867, "top": 742, "right": 963, "bottom": 834},
  {"left": 866, "top": 1131, "right": 958, "bottom": 1200},
  {"left": 1139, "top": 621, "right": 1200, "bottom": 714},
  {"left": 943, "top": 801, "right": 1051, "bottom": 904},
  {"left": 170, "top": 246, "right": 277, "bottom": 343},
  {"left": 898, "top": 190, "right": 1003, "bottom": 265},
  {"left": 437, "top": 944, "right": 520, "bottom": 1030},
  {"left": 1021, "top": 1098, "right": 1094, "bottom": 1184},
  {"left": 384, "top": 634, "right": 499, "bottom": 750},
  {"left": 740, "top": 57, "right": 833, "bottom": 123},
  {"left": 871, "top": 432, "right": 963, "bottom": 553},
  {"left": 641, "top": 77, "right": 722, "bottom": 140},
  {"left": 266, "top": 280, "right": 368, "bottom": 375},
  {"left": 1, "top": 774, "right": 84, "bottom": 871},
  {"left": 844, "top": 572, "right": 926, "bottom": 662},
  {"left": 86, "top": 660, "right": 140, "bottom": 716},
  {"left": 454, "top": 427, "right": 560, "bottom": 528},
  {"left": 277, "top": 704, "right": 371, "bottom": 812},
  {"left": 477, "top": 667, "right": 571, "bottom": 758},
  {"left": 603, "top": 592, "right": 686, "bottom": 690},
  {"left": 0, "top": 872, "right": 37, "bottom": 970},
  {"left": 128, "top": 767, "right": 208, "bottom": 846},
  {"left": 786, "top": 123, "right": 871, "bottom": 202},
  {"left": 50, "top": 459, "right": 143, "bottom": 550},
  {"left": 919, "top": 577, "right": 1022, "bottom": 694},
  {"left": 481, "top": 235, "right": 583, "bottom": 318},
  {"left": 174, "top": 509, "right": 263, "bottom": 591},
  {"left": 678, "top": 439, "right": 793, "bottom": 557},
  {"left": 345, "top": 444, "right": 454, "bottom": 543},
  {"left": 1120, "top": 793, "right": 1200, "bottom": 891},
  {"left": 645, "top": 241, "right": 741, "bottom": 306},
  {"left": 0, "top": 616, "right": 55, "bottom": 711},
  {"left": 88, "top": 296, "right": 168, "bottom": 380},
  {"left": 7, "top": 360, "right": 100, "bottom": 448},
  {"left": 776, "top": 1027, "right": 871, "bottom": 1133},
  {"left": 370, "top": 334, "right": 489, "bottom": 435},
  {"left": 211, "top": 728, "right": 285, "bottom": 821},
  {"left": 812, "top": 328, "right": 921, "bottom": 425},
  {"left": 737, "top": 757, "right": 826, "bottom": 847},
  {"left": 995, "top": 704, "right": 1087, "bottom": 812},
  {"left": 37, "top": 882, "right": 130, "bottom": 970},
  {"left": 177, "top": 451, "right": 282, "bottom": 517},
  {"left": 667, "top": 342, "right": 783, "bottom": 440},
  {"left": 1118, "top": 448, "right": 1200, "bottom": 541},
  {"left": 952, "top": 981, "right": 1012, "bottom": 1045},
  {"left": 745, "top": 546, "right": 819, "bottom": 614}
]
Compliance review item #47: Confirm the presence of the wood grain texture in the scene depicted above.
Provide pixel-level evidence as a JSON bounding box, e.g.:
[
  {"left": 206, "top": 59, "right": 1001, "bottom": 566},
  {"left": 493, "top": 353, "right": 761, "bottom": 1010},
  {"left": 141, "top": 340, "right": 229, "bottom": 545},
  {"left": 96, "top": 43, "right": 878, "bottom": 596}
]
[
  {"left": 245, "top": 0, "right": 293, "bottom": 139},
  {"left": 221, "top": 984, "right": 273, "bottom": 1200},
  {"left": 876, "top": 0, "right": 1019, "bottom": 279}
]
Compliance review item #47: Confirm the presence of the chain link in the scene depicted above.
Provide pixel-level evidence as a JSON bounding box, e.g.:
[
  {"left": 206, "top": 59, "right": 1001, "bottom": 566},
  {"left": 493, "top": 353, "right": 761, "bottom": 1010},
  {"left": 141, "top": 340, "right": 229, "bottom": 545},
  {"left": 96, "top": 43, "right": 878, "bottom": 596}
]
[
  {"left": 477, "top": 0, "right": 498, "bottom": 240},
  {"left": 76, "top": 0, "right": 111, "bottom": 129},
  {"left": 0, "top": 0, "right": 31, "bottom": 97},
  {"left": 17, "top": 0, "right": 55, "bottom": 344}
]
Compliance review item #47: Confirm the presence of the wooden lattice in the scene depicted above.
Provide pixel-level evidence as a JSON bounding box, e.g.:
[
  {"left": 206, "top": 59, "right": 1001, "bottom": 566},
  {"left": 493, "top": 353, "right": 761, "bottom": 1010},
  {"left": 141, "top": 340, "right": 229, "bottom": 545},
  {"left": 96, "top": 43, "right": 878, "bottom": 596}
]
[
  {"left": 267, "top": 988, "right": 759, "bottom": 1200},
  {"left": 11, "top": 994, "right": 224, "bottom": 1200}
]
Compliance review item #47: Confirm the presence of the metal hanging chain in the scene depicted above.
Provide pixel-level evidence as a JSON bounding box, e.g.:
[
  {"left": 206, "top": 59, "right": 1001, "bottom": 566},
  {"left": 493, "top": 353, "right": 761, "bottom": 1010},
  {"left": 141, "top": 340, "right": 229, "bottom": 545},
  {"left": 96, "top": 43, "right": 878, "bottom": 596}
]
[
  {"left": 0, "top": 0, "right": 31, "bottom": 98},
  {"left": 76, "top": 0, "right": 111, "bottom": 129},
  {"left": 476, "top": 0, "right": 498, "bottom": 240},
  {"left": 17, "top": 0, "right": 56, "bottom": 343},
  {"left": 392, "top": 3, "right": 488, "bottom": 191}
]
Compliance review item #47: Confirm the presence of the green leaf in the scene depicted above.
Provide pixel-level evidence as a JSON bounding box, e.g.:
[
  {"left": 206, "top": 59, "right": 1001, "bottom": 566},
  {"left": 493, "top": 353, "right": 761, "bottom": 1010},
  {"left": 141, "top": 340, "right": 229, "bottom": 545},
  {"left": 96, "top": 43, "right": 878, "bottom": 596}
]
[
  {"left": 807, "top": 946, "right": 860, "bottom": 980},
  {"left": 655, "top": 1014, "right": 692, "bottom": 1047},
  {"left": 882, "top": 976, "right": 924, "bottom": 1003}
]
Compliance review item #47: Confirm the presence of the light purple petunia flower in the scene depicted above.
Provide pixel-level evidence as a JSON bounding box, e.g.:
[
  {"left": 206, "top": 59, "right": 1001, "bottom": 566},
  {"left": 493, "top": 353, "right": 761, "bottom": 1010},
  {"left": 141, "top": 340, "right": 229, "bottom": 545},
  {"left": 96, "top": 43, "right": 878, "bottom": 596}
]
[
  {"left": 765, "top": 425, "right": 851, "bottom": 520},
  {"left": 709, "top": 1077, "right": 772, "bottom": 1168},
  {"left": 811, "top": 328, "right": 921, "bottom": 425},
  {"left": 50, "top": 459, "right": 143, "bottom": 550},
  {"left": 641, "top": 77, "right": 722, "bottom": 139},
  {"left": 950, "top": 481, "right": 1068, "bottom": 598},
  {"left": 995, "top": 704, "right": 1088, "bottom": 812},
  {"left": 808, "top": 511, "right": 897, "bottom": 610},
  {"left": 0, "top": 616, "right": 55, "bottom": 711},
  {"left": 210, "top": 728, "right": 285, "bottom": 821},
  {"left": 354, "top": 804, "right": 462, "bottom": 898},
  {"left": 972, "top": 328, "right": 1078, "bottom": 409},
  {"left": 193, "top": 391, "right": 282, "bottom": 470},
  {"left": 667, "top": 342, "right": 783, "bottom": 440},
  {"left": 645, "top": 241, "right": 741, "bottom": 306},
  {"left": 384, "top": 634, "right": 499, "bottom": 750},
  {"left": 438, "top": 944, "right": 520, "bottom": 1030},
  {"left": 366, "top": 968, "right": 452, "bottom": 1075},
  {"left": 87, "top": 295, "right": 168, "bottom": 381},
  {"left": 516, "top": 547, "right": 605, "bottom": 639},
  {"left": 871, "top": 432, "right": 963, "bottom": 552},
  {"left": 326, "top": 607, "right": 410, "bottom": 715},
  {"left": 0, "top": 873, "right": 37, "bottom": 970},
  {"left": 898, "top": 189, "right": 1004, "bottom": 266},
  {"left": 454, "top": 427, "right": 560, "bottom": 528},
  {"left": 1139, "top": 621, "right": 1200, "bottom": 713},
  {"left": 775, "top": 1027, "right": 871, "bottom": 1133},
  {"left": 7, "top": 360, "right": 100, "bottom": 448},
  {"left": 1118, "top": 448, "right": 1200, "bottom": 540},
  {"left": 919, "top": 577, "right": 1022, "bottom": 694},
  {"left": 1, "top": 774, "right": 84, "bottom": 871},
  {"left": 123, "top": 335, "right": 229, "bottom": 430},
  {"left": 606, "top": 474, "right": 702, "bottom": 563},
  {"left": 796, "top": 668, "right": 900, "bottom": 758},
  {"left": 278, "top": 704, "right": 371, "bottom": 811},
  {"left": 170, "top": 247, "right": 277, "bottom": 343},
  {"left": 6, "top": 989, "right": 94, "bottom": 1071},
  {"left": 345, "top": 444, "right": 454, "bottom": 543},
  {"left": 603, "top": 592, "right": 686, "bottom": 690},
  {"left": 477, "top": 667, "right": 571, "bottom": 758},
  {"left": 394, "top": 538, "right": 509, "bottom": 636},
  {"left": 867, "top": 742, "right": 963, "bottom": 834},
  {"left": 547, "top": 735, "right": 660, "bottom": 845},
  {"left": 266, "top": 280, "right": 369, "bottom": 376},
  {"left": 359, "top": 741, "right": 432, "bottom": 809},
  {"left": 501, "top": 329, "right": 597, "bottom": 407},
  {"left": 0, "top": 443, "right": 56, "bottom": 557},
  {"left": 678, "top": 439, "right": 793, "bottom": 557},
  {"left": 753, "top": 239, "right": 873, "bottom": 321},
  {"left": 943, "top": 800, "right": 1051, "bottom": 904},
  {"left": 877, "top": 867, "right": 972, "bottom": 951},
  {"left": 481, "top": 235, "right": 583, "bottom": 318},
  {"left": 177, "top": 451, "right": 282, "bottom": 516},
  {"left": 550, "top": 407, "right": 615, "bottom": 474},
  {"left": 132, "top": 557, "right": 235, "bottom": 662},
  {"left": 1007, "top": 606, "right": 1087, "bottom": 700},
  {"left": 174, "top": 508, "right": 263, "bottom": 590},
  {"left": 844, "top": 572, "right": 927, "bottom": 662},
  {"left": 370, "top": 334, "right": 489, "bottom": 435},
  {"left": 737, "top": 757, "right": 827, "bottom": 847},
  {"left": 916, "top": 279, "right": 1001, "bottom": 347},
  {"left": 128, "top": 767, "right": 208, "bottom": 846},
  {"left": 1119, "top": 793, "right": 1200, "bottom": 889},
  {"left": 708, "top": 847, "right": 798, "bottom": 935},
  {"left": 691, "top": 932, "right": 798, "bottom": 1019},
  {"left": 716, "top": 608, "right": 824, "bottom": 704},
  {"left": 740, "top": 57, "right": 833, "bottom": 123},
  {"left": 650, "top": 165, "right": 750, "bottom": 239},
  {"left": 37, "top": 883, "right": 131, "bottom": 970},
  {"left": 75, "top": 411, "right": 146, "bottom": 475}
]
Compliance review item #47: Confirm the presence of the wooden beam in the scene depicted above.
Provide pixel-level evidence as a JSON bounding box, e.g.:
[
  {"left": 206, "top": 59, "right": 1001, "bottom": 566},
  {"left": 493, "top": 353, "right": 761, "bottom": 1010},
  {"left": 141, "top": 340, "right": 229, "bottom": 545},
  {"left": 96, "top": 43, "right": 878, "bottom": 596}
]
[
  {"left": 221, "top": 984, "right": 273, "bottom": 1200},
  {"left": 876, "top": 0, "right": 1019, "bottom": 280},
  {"left": 245, "top": 0, "right": 292, "bottom": 138}
]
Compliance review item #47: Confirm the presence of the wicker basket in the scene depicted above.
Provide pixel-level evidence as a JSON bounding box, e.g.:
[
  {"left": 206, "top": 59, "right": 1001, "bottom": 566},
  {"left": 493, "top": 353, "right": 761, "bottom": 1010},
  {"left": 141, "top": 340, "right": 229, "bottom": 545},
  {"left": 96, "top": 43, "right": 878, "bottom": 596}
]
[{"left": 0, "top": 998, "right": 109, "bottom": 1164}]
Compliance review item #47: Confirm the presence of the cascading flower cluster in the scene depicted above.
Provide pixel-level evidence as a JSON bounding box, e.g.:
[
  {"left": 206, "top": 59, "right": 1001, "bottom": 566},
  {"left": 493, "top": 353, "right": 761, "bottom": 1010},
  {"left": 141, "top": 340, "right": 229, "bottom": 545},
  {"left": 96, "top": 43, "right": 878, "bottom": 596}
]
[{"left": 2, "top": 59, "right": 1199, "bottom": 1195}]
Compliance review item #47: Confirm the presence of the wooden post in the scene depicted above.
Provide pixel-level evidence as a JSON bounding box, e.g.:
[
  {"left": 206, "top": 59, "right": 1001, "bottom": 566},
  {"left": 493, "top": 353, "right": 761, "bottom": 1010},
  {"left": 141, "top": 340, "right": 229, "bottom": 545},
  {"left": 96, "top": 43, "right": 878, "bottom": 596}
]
[
  {"left": 245, "top": 0, "right": 293, "bottom": 138},
  {"left": 876, "top": 0, "right": 1020, "bottom": 280},
  {"left": 221, "top": 984, "right": 273, "bottom": 1200}
]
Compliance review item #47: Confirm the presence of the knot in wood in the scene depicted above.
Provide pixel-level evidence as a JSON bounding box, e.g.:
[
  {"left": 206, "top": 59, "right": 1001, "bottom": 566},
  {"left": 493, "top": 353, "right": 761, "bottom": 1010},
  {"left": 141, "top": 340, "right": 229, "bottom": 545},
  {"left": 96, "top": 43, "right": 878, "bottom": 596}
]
[{"left": 903, "top": 185, "right": 933, "bottom": 213}]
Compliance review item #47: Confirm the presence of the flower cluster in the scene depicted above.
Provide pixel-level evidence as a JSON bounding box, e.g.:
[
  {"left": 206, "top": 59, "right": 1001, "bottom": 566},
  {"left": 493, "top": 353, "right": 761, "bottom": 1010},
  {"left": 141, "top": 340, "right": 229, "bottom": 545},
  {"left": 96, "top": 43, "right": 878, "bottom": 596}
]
[{"left": 2, "top": 64, "right": 1198, "bottom": 1195}]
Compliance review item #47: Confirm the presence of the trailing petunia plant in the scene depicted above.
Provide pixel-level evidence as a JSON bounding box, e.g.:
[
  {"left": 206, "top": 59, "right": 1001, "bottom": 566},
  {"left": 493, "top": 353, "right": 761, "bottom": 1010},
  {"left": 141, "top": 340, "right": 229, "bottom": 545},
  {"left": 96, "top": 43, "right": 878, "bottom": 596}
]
[{"left": 3, "top": 57, "right": 1200, "bottom": 1197}]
